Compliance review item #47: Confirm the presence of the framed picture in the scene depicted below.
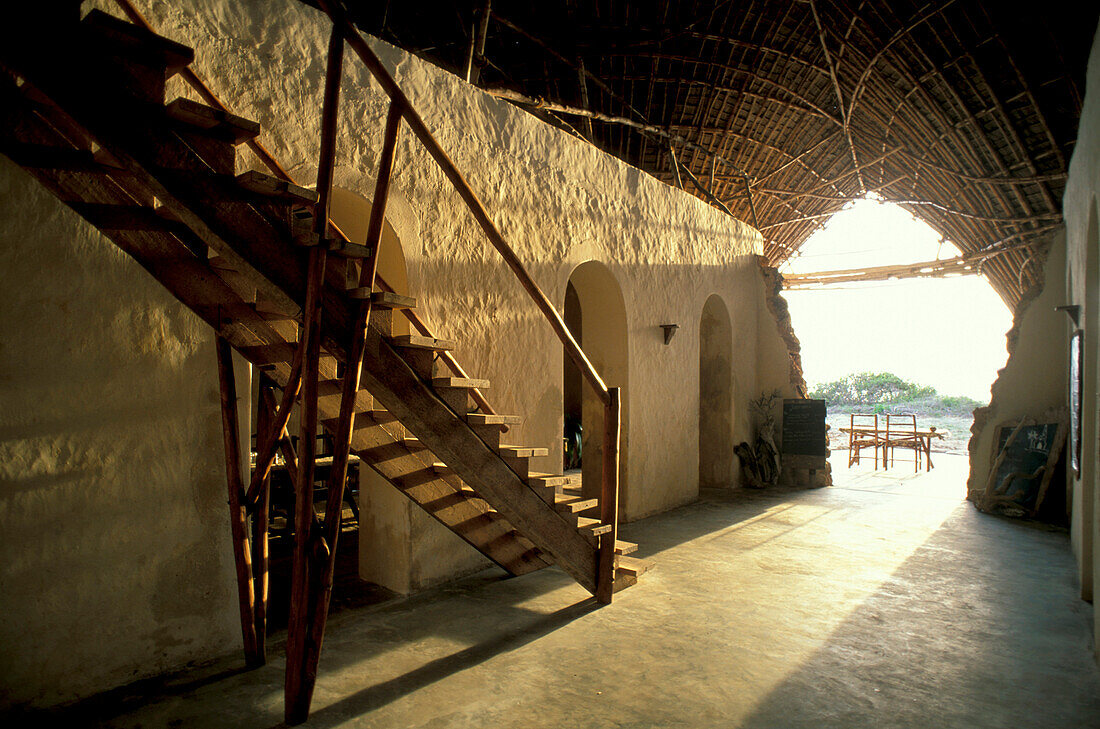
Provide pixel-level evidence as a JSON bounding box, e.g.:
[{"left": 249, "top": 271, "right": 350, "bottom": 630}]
[{"left": 1071, "top": 329, "right": 1083, "bottom": 477}]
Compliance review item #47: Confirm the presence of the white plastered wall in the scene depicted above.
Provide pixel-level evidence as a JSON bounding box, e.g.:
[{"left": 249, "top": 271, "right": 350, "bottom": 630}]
[
  {"left": 0, "top": 0, "right": 802, "bottom": 704},
  {"left": 0, "top": 154, "right": 239, "bottom": 710},
  {"left": 1064, "top": 18, "right": 1100, "bottom": 647}
]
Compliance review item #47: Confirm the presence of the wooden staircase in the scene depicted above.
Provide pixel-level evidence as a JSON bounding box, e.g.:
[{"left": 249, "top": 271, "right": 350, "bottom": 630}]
[{"left": 0, "top": 3, "right": 648, "bottom": 723}]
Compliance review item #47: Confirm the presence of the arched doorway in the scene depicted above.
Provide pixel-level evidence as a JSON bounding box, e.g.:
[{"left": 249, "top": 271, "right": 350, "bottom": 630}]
[
  {"left": 330, "top": 187, "right": 411, "bottom": 336},
  {"left": 563, "top": 261, "right": 630, "bottom": 516},
  {"left": 699, "top": 294, "right": 734, "bottom": 489}
]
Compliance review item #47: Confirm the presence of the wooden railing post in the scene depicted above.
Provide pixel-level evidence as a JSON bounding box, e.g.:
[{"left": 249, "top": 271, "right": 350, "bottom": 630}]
[
  {"left": 285, "top": 24, "right": 344, "bottom": 727},
  {"left": 596, "top": 386, "right": 621, "bottom": 604}
]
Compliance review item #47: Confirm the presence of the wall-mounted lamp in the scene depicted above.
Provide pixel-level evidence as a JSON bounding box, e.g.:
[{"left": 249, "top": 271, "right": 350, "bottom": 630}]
[
  {"left": 660, "top": 324, "right": 679, "bottom": 345},
  {"left": 1056, "top": 305, "right": 1081, "bottom": 326}
]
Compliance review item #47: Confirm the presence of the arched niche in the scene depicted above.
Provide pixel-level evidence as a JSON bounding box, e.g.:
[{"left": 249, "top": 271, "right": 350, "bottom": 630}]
[
  {"left": 563, "top": 261, "right": 630, "bottom": 517},
  {"left": 699, "top": 294, "right": 735, "bottom": 489},
  {"left": 329, "top": 186, "right": 411, "bottom": 336}
]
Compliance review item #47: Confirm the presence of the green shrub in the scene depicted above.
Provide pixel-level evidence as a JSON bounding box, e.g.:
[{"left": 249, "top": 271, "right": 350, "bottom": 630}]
[{"left": 809, "top": 372, "right": 985, "bottom": 416}]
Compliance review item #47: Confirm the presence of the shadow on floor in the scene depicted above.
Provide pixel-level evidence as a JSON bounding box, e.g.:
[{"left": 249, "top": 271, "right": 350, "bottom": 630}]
[{"left": 735, "top": 503, "right": 1100, "bottom": 729}]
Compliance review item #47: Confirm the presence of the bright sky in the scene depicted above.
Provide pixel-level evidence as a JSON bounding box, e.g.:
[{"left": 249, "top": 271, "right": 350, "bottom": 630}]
[{"left": 779, "top": 197, "right": 1012, "bottom": 403}]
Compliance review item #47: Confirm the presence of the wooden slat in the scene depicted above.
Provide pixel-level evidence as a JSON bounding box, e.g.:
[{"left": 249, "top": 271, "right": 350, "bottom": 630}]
[
  {"left": 434, "top": 377, "right": 490, "bottom": 389},
  {"left": 498, "top": 445, "right": 548, "bottom": 458},
  {"left": 82, "top": 9, "right": 193, "bottom": 73},
  {"left": 236, "top": 170, "right": 318, "bottom": 204},
  {"left": 166, "top": 98, "right": 260, "bottom": 144},
  {"left": 391, "top": 335, "right": 455, "bottom": 351},
  {"left": 467, "top": 413, "right": 522, "bottom": 426}
]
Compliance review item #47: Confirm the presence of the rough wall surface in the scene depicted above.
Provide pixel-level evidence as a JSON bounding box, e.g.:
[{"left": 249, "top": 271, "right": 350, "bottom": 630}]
[
  {"left": 0, "top": 0, "right": 796, "bottom": 704},
  {"left": 124, "top": 0, "right": 764, "bottom": 523},
  {"left": 965, "top": 235, "right": 1066, "bottom": 502},
  {"left": 0, "top": 158, "right": 238, "bottom": 710},
  {"left": 1063, "top": 18, "right": 1100, "bottom": 643}
]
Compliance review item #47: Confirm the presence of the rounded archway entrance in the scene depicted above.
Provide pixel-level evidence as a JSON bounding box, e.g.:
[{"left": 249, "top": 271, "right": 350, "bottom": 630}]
[{"left": 563, "top": 261, "right": 630, "bottom": 515}]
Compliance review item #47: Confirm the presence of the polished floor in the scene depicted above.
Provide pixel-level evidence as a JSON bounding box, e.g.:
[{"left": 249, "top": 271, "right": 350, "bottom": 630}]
[{"left": 37, "top": 454, "right": 1100, "bottom": 727}]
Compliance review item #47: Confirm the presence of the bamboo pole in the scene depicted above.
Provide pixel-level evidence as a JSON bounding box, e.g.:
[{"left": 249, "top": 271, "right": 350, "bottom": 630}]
[
  {"left": 299, "top": 99, "right": 403, "bottom": 707},
  {"left": 596, "top": 387, "right": 621, "bottom": 604},
  {"left": 285, "top": 26, "right": 343, "bottom": 726},
  {"left": 214, "top": 335, "right": 261, "bottom": 666},
  {"left": 252, "top": 375, "right": 276, "bottom": 665}
]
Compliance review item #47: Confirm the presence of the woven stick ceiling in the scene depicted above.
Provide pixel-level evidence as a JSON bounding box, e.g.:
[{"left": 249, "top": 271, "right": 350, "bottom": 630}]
[{"left": 357, "top": 0, "right": 1097, "bottom": 309}]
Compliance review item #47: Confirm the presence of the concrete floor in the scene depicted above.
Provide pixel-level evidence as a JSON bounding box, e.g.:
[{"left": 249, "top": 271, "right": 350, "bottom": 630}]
[{"left": 38, "top": 454, "right": 1100, "bottom": 727}]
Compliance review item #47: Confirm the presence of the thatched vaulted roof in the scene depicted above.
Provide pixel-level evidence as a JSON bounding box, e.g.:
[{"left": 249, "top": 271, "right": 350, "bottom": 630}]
[{"left": 354, "top": 0, "right": 1097, "bottom": 308}]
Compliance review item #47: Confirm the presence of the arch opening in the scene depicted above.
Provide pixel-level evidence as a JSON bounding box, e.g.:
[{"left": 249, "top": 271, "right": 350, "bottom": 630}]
[{"left": 563, "top": 261, "right": 630, "bottom": 516}]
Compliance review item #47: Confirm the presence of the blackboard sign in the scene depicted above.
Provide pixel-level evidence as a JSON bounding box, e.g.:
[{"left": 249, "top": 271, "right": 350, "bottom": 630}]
[
  {"left": 781, "top": 399, "right": 827, "bottom": 457},
  {"left": 988, "top": 422, "right": 1064, "bottom": 511}
]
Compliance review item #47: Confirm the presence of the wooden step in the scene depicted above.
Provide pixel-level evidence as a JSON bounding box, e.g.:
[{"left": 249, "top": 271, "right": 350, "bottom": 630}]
[
  {"left": 390, "top": 335, "right": 454, "bottom": 352},
  {"left": 166, "top": 98, "right": 260, "bottom": 145},
  {"left": 81, "top": 9, "right": 194, "bottom": 74},
  {"left": 576, "top": 517, "right": 612, "bottom": 539},
  {"left": 467, "top": 413, "right": 522, "bottom": 426},
  {"left": 528, "top": 473, "right": 582, "bottom": 489},
  {"left": 236, "top": 170, "right": 317, "bottom": 205},
  {"left": 403, "top": 437, "right": 429, "bottom": 452},
  {"left": 613, "top": 569, "right": 638, "bottom": 593},
  {"left": 433, "top": 377, "right": 490, "bottom": 389},
  {"left": 615, "top": 540, "right": 638, "bottom": 556},
  {"left": 615, "top": 555, "right": 652, "bottom": 578},
  {"left": 554, "top": 495, "right": 598, "bottom": 514},
  {"left": 499, "top": 446, "right": 548, "bottom": 458},
  {"left": 345, "top": 290, "right": 417, "bottom": 309}
]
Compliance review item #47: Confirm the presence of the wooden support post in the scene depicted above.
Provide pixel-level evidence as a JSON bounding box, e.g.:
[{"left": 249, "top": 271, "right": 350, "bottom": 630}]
[
  {"left": 300, "top": 99, "right": 403, "bottom": 702},
  {"left": 596, "top": 386, "right": 621, "bottom": 604},
  {"left": 252, "top": 375, "right": 276, "bottom": 662},
  {"left": 214, "top": 335, "right": 261, "bottom": 666},
  {"left": 285, "top": 25, "right": 343, "bottom": 727}
]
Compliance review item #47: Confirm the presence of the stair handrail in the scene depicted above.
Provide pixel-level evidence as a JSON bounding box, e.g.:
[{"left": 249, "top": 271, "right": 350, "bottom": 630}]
[{"left": 108, "top": 0, "right": 500, "bottom": 422}]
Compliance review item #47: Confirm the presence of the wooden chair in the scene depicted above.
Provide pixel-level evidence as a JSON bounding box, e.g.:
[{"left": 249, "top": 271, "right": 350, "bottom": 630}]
[
  {"left": 848, "top": 413, "right": 881, "bottom": 468},
  {"left": 884, "top": 413, "right": 921, "bottom": 471}
]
